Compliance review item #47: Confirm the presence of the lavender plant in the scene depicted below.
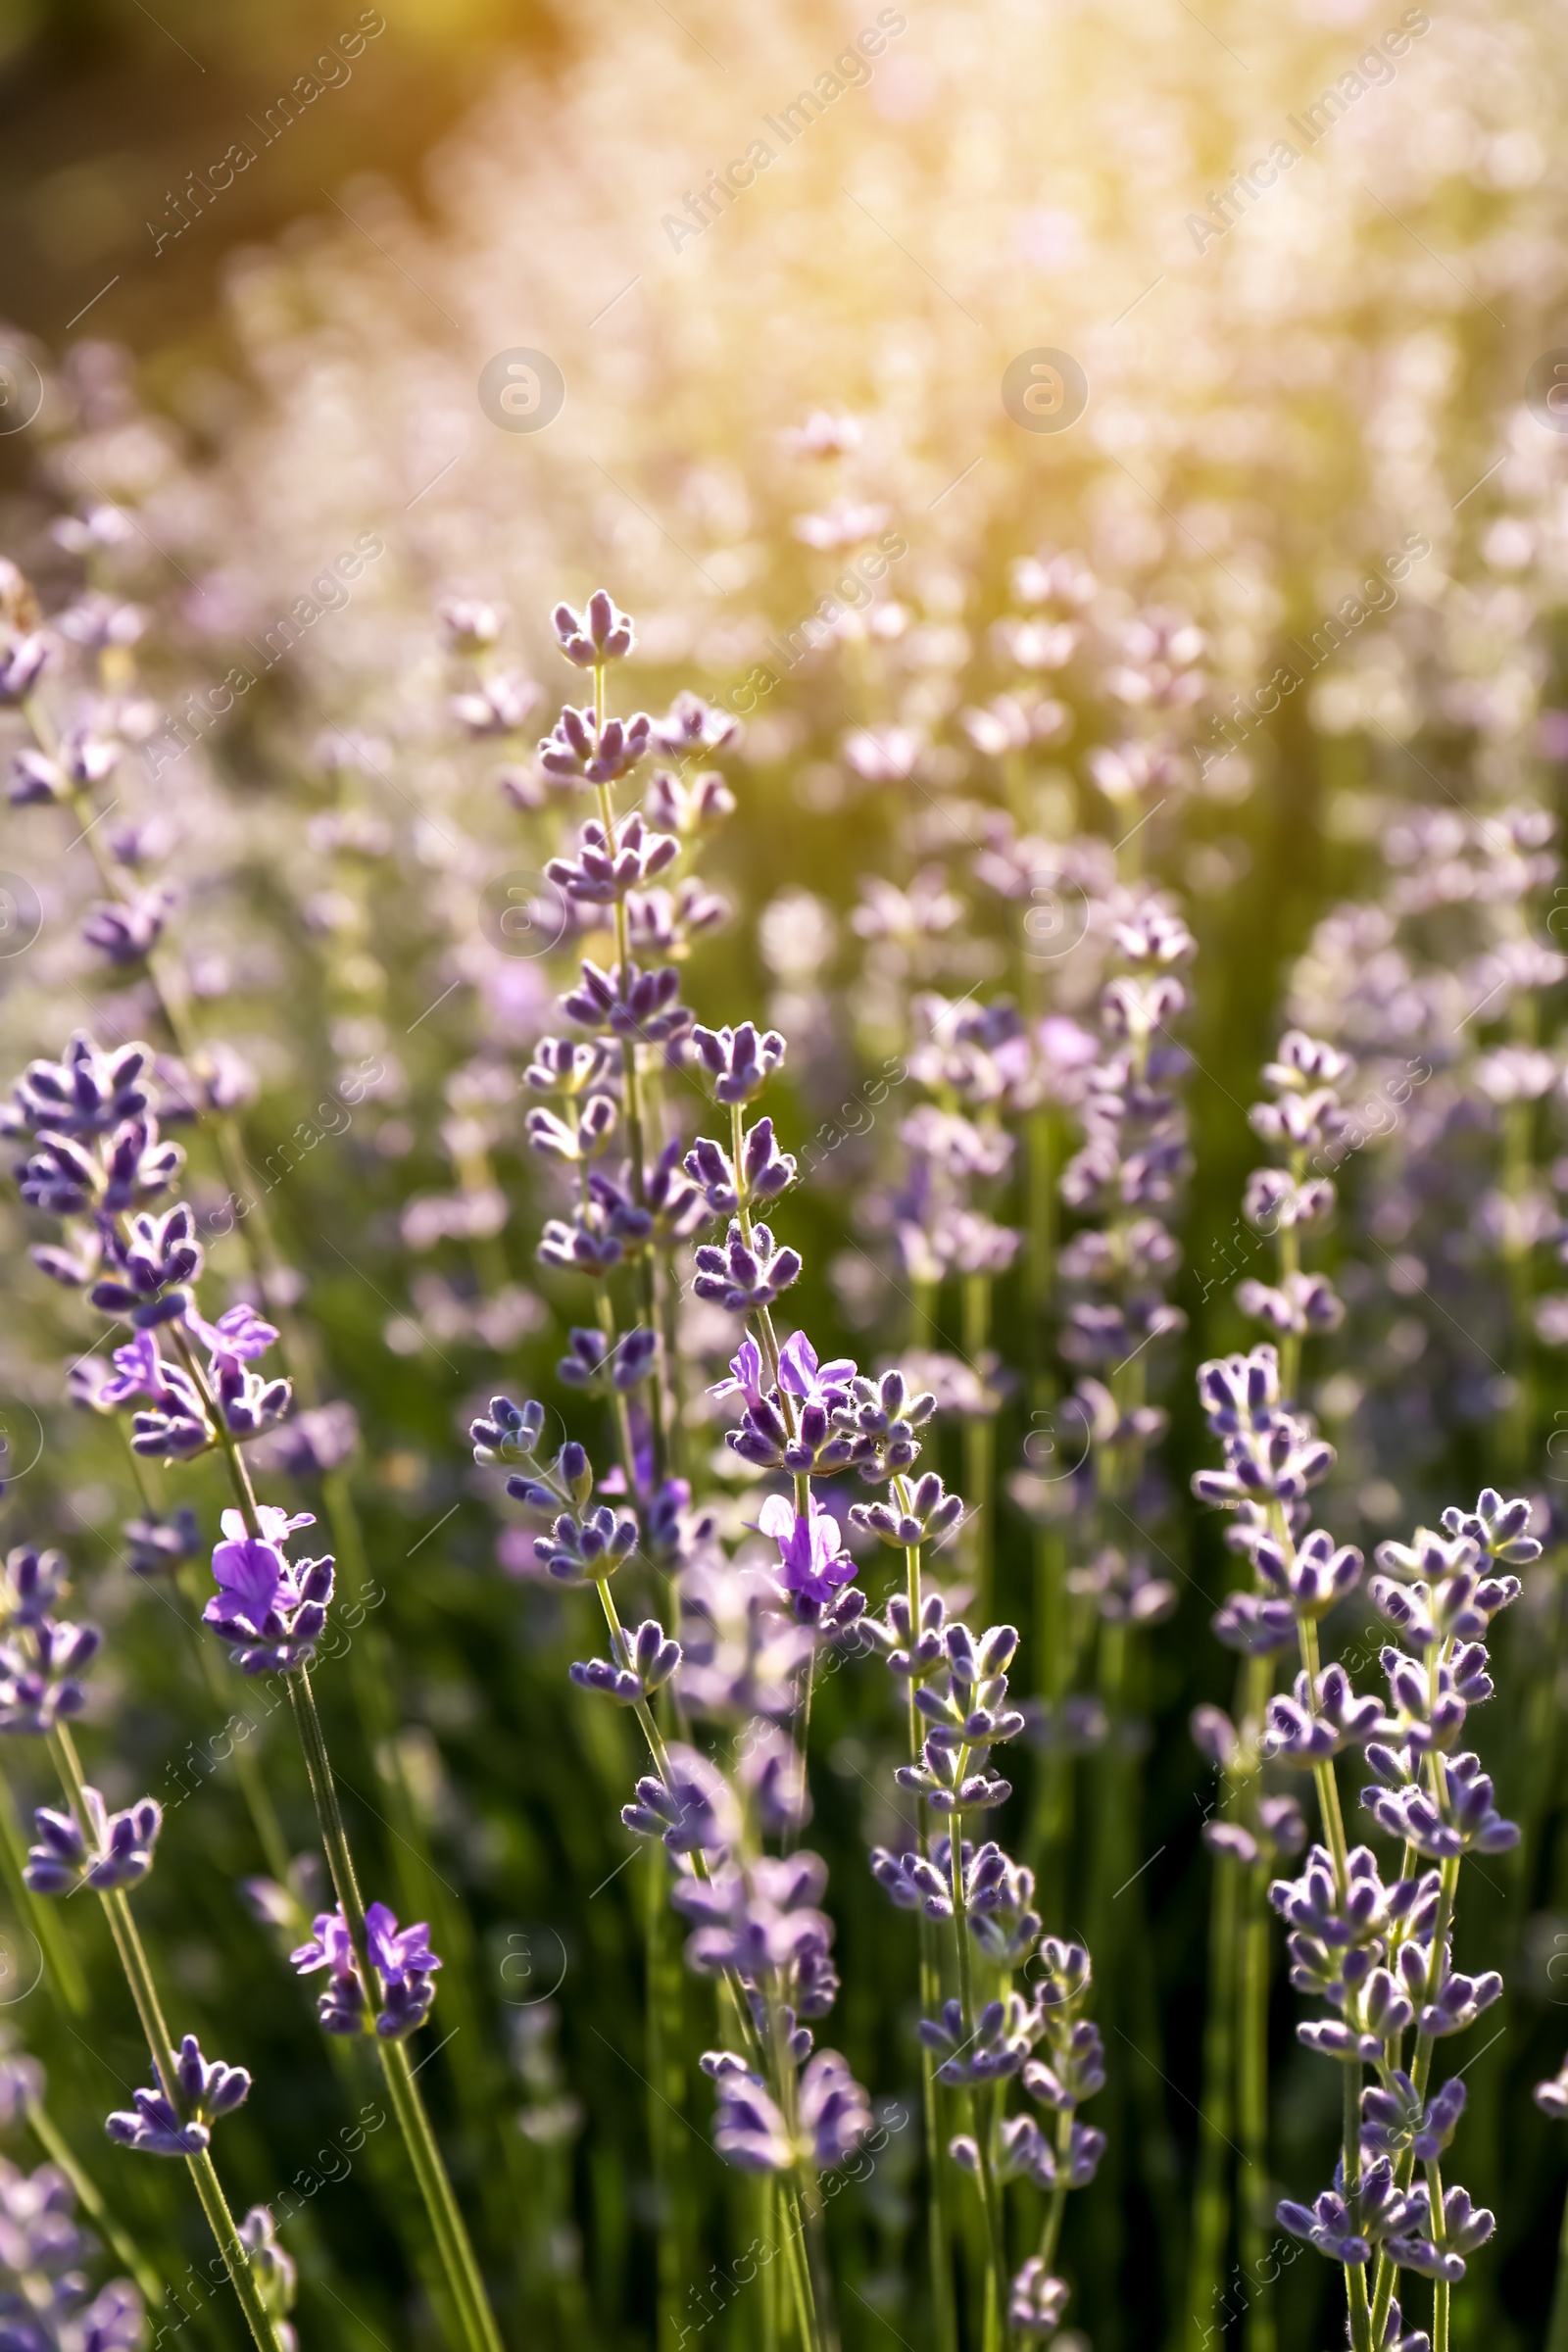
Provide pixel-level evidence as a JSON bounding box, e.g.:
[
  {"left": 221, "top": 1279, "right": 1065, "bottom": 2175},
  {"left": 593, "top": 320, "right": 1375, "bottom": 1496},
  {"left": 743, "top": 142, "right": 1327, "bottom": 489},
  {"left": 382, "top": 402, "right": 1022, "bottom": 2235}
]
[
  {"left": 1195, "top": 1337, "right": 1529, "bottom": 2352},
  {"left": 1187, "top": 1029, "right": 1352, "bottom": 2352},
  {"left": 459, "top": 589, "right": 1127, "bottom": 2352},
  {"left": 8, "top": 73, "right": 1568, "bottom": 2328},
  {"left": 1, "top": 1029, "right": 501, "bottom": 2352}
]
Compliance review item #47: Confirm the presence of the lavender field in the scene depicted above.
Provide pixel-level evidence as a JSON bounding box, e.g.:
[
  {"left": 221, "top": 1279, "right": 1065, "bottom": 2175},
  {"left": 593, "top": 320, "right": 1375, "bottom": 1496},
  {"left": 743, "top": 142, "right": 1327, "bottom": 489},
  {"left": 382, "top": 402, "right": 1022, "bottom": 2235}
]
[{"left": 0, "top": 0, "right": 1566, "bottom": 2346}]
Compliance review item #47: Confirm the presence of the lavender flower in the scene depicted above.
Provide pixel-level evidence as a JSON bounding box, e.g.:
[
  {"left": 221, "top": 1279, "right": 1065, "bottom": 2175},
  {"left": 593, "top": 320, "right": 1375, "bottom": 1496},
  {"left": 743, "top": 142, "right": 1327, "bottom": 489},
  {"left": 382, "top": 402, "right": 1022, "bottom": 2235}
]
[
  {"left": 756, "top": 1494, "right": 857, "bottom": 1608},
  {"left": 106, "top": 2036, "right": 250, "bottom": 2155},
  {"left": 537, "top": 707, "right": 651, "bottom": 788},
  {"left": 0, "top": 2156, "right": 141, "bottom": 2352},
  {"left": 290, "top": 1902, "right": 441, "bottom": 2038},
  {"left": 1009, "top": 2261, "right": 1070, "bottom": 2335},
  {"left": 552, "top": 590, "right": 635, "bottom": 666},
  {"left": 204, "top": 1507, "right": 335, "bottom": 1673},
  {"left": 692, "top": 1218, "right": 802, "bottom": 1313},
  {"left": 706, "top": 2049, "right": 870, "bottom": 2173},
  {"left": 569, "top": 1618, "right": 681, "bottom": 1704},
  {"left": 24, "top": 1789, "right": 161, "bottom": 1894}
]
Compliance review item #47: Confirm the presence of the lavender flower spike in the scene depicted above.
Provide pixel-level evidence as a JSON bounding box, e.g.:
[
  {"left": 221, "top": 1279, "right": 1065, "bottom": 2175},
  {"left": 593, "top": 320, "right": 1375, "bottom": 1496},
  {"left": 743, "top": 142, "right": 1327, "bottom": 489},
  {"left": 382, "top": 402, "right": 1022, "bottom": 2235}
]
[
  {"left": 553, "top": 589, "right": 635, "bottom": 666},
  {"left": 689, "top": 1021, "right": 787, "bottom": 1105},
  {"left": 707, "top": 2050, "right": 871, "bottom": 2173},
  {"left": 693, "top": 1217, "right": 802, "bottom": 1313},
  {"left": 1009, "top": 2262, "right": 1071, "bottom": 2336},
  {"left": 290, "top": 1900, "right": 442, "bottom": 2038},
  {"left": 25, "top": 1787, "right": 162, "bottom": 1894},
  {"left": 204, "top": 1506, "right": 335, "bottom": 1674},
  {"left": 106, "top": 2034, "right": 250, "bottom": 2155}
]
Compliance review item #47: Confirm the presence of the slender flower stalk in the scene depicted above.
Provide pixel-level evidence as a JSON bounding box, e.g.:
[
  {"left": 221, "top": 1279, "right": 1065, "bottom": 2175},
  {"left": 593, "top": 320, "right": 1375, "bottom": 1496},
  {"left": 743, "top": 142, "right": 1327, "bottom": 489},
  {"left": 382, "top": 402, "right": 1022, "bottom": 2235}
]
[
  {"left": 43, "top": 1722, "right": 280, "bottom": 2351},
  {"left": 1196, "top": 1347, "right": 1523, "bottom": 2352},
  {"left": 1194, "top": 1029, "right": 1353, "bottom": 2352},
  {"left": 0, "top": 1019, "right": 504, "bottom": 2352}
]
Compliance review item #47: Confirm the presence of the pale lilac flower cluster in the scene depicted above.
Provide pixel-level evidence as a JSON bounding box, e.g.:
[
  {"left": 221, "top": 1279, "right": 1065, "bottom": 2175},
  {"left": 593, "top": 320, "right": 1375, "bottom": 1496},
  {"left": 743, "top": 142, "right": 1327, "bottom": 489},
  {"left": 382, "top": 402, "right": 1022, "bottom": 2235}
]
[
  {"left": 1195, "top": 1342, "right": 1529, "bottom": 2339},
  {"left": 0, "top": 2152, "right": 142, "bottom": 2350},
  {"left": 1287, "top": 803, "right": 1561, "bottom": 1490},
  {"left": 511, "top": 597, "right": 748, "bottom": 1498},
  {"left": 473, "top": 596, "right": 883, "bottom": 2266},
  {"left": 291, "top": 1901, "right": 444, "bottom": 2039},
  {"left": 1234, "top": 1030, "right": 1353, "bottom": 1348},
  {"left": 0, "top": 1546, "right": 100, "bottom": 1735},
  {"left": 106, "top": 2036, "right": 250, "bottom": 2157}
]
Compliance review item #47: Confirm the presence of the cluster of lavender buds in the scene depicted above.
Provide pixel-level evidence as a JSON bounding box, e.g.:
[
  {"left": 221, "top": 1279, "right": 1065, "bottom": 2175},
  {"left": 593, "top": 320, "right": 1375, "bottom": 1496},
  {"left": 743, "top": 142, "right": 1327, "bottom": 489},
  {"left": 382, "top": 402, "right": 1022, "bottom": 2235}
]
[
  {"left": 856, "top": 1359, "right": 1106, "bottom": 2340},
  {"left": 1285, "top": 802, "right": 1559, "bottom": 1498},
  {"left": 0, "top": 1546, "right": 99, "bottom": 1734},
  {"left": 512, "top": 592, "right": 742, "bottom": 1501},
  {"left": 1230, "top": 1030, "right": 1353, "bottom": 1363},
  {"left": 0, "top": 2155, "right": 142, "bottom": 2351},
  {"left": 25, "top": 1789, "right": 162, "bottom": 1896},
  {"left": 3, "top": 1016, "right": 485, "bottom": 2329},
  {"left": 1195, "top": 1339, "right": 1528, "bottom": 2350},
  {"left": 290, "top": 1902, "right": 443, "bottom": 2039},
  {"left": 106, "top": 2036, "right": 251, "bottom": 2157},
  {"left": 1052, "top": 887, "right": 1192, "bottom": 1544},
  {"left": 470, "top": 591, "right": 916, "bottom": 2347},
  {"left": 8, "top": 1037, "right": 293, "bottom": 1463},
  {"left": 473, "top": 1365, "right": 875, "bottom": 2335}
]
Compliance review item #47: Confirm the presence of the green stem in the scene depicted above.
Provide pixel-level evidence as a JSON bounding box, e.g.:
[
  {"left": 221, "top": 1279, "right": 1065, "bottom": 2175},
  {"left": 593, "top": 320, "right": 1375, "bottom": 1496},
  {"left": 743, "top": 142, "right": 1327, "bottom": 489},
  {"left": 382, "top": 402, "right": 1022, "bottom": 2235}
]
[
  {"left": 950, "top": 1792, "right": 1006, "bottom": 2351},
  {"left": 1239, "top": 1862, "right": 1275, "bottom": 2352},
  {"left": 26, "top": 2095, "right": 164, "bottom": 2307},
  {"left": 962, "top": 1273, "right": 994, "bottom": 1622},
  {"left": 1187, "top": 1849, "right": 1240, "bottom": 2352},
  {"left": 1343, "top": 2063, "right": 1374, "bottom": 2352},
  {"left": 1427, "top": 2155, "right": 1449, "bottom": 2352},
  {"left": 594, "top": 1289, "right": 641, "bottom": 1486},
  {"left": 377, "top": 2037, "right": 502, "bottom": 2352},
  {"left": 0, "top": 1748, "right": 86, "bottom": 2013},
  {"left": 1296, "top": 1621, "right": 1349, "bottom": 1895},
  {"left": 777, "top": 2180, "right": 822, "bottom": 2352},
  {"left": 47, "top": 1732, "right": 281, "bottom": 2351},
  {"left": 1291, "top": 1611, "right": 1366, "bottom": 2352},
  {"left": 1037, "top": 2102, "right": 1074, "bottom": 2274},
  {"left": 1546, "top": 2173, "right": 1568, "bottom": 2352},
  {"left": 905, "top": 1544, "right": 957, "bottom": 2352},
  {"left": 646, "top": 1837, "right": 683, "bottom": 2352},
  {"left": 760, "top": 2173, "right": 780, "bottom": 2352},
  {"left": 287, "top": 1670, "right": 502, "bottom": 2352},
  {"left": 1235, "top": 1640, "right": 1278, "bottom": 2352}
]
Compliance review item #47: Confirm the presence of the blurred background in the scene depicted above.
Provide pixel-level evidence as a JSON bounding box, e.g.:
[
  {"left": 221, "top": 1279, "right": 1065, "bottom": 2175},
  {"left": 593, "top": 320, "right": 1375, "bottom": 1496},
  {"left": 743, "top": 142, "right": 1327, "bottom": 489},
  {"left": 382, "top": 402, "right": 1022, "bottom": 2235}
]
[
  {"left": 0, "top": 0, "right": 558, "bottom": 363},
  {"left": 0, "top": 0, "right": 1566, "bottom": 2349}
]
